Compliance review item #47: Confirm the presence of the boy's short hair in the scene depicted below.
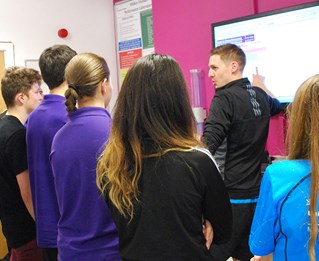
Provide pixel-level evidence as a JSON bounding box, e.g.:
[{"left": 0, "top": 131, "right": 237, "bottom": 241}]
[
  {"left": 39, "top": 45, "right": 77, "bottom": 89},
  {"left": 1, "top": 66, "right": 42, "bottom": 108}
]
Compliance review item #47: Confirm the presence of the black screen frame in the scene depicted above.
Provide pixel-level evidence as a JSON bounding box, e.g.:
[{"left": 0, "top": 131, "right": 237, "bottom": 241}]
[
  {"left": 211, "top": 1, "right": 319, "bottom": 48},
  {"left": 211, "top": 1, "right": 319, "bottom": 106}
]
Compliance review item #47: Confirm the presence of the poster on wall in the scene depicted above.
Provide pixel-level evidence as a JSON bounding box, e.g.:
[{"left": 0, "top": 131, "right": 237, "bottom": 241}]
[{"left": 114, "top": 0, "right": 154, "bottom": 85}]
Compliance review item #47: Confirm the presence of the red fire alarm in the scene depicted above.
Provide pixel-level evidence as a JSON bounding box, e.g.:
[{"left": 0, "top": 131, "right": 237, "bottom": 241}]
[{"left": 58, "top": 28, "right": 68, "bottom": 38}]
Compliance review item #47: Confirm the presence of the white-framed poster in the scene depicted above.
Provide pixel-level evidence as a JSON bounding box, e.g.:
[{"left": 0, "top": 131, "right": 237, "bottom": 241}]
[{"left": 114, "top": 0, "right": 154, "bottom": 85}]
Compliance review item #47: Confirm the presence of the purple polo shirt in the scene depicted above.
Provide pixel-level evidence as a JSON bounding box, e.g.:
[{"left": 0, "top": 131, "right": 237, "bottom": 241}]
[
  {"left": 50, "top": 106, "right": 119, "bottom": 261},
  {"left": 27, "top": 94, "right": 68, "bottom": 248}
]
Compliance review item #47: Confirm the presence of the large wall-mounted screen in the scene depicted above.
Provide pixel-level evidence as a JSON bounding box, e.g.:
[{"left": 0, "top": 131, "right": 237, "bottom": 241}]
[{"left": 212, "top": 2, "right": 319, "bottom": 103}]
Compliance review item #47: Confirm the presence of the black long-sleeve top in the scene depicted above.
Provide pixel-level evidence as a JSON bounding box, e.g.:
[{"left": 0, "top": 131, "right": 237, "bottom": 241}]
[
  {"left": 104, "top": 146, "right": 232, "bottom": 261},
  {"left": 203, "top": 78, "right": 282, "bottom": 199}
]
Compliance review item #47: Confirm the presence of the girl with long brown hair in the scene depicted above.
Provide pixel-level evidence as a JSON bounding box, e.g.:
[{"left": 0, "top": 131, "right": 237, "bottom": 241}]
[{"left": 97, "top": 53, "right": 232, "bottom": 260}]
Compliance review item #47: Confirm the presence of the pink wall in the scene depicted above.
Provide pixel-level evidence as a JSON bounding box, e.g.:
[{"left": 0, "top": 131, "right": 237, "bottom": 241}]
[
  {"left": 153, "top": 0, "right": 255, "bottom": 110},
  {"left": 114, "top": 0, "right": 314, "bottom": 156}
]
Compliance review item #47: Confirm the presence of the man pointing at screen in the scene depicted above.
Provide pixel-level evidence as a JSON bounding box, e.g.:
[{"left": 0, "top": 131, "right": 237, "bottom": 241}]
[{"left": 202, "top": 43, "right": 282, "bottom": 261}]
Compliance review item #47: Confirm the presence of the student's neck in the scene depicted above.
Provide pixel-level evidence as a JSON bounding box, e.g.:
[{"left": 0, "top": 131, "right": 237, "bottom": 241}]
[
  {"left": 49, "top": 81, "right": 68, "bottom": 96},
  {"left": 6, "top": 107, "right": 28, "bottom": 124},
  {"left": 78, "top": 98, "right": 105, "bottom": 109}
]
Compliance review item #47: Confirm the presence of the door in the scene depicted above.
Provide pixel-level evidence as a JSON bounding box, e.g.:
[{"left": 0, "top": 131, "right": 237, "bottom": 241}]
[{"left": 0, "top": 51, "right": 6, "bottom": 113}]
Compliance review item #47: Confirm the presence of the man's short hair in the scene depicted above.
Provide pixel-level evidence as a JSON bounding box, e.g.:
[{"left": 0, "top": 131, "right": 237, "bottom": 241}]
[
  {"left": 1, "top": 66, "right": 42, "bottom": 108},
  {"left": 210, "top": 44, "right": 246, "bottom": 72}
]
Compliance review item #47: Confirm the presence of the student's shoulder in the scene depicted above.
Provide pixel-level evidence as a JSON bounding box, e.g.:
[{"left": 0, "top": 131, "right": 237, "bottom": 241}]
[
  {"left": 263, "top": 159, "right": 311, "bottom": 194},
  {"left": 176, "top": 147, "right": 218, "bottom": 169},
  {"left": 29, "top": 104, "right": 67, "bottom": 124},
  {"left": 191, "top": 147, "right": 216, "bottom": 160},
  {"left": 266, "top": 159, "right": 310, "bottom": 176},
  {"left": 0, "top": 116, "right": 25, "bottom": 134},
  {"left": 3, "top": 126, "right": 26, "bottom": 148}
]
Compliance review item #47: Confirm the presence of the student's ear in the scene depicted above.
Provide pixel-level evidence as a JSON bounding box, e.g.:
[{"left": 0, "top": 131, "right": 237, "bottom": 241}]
[
  {"left": 16, "top": 92, "right": 26, "bottom": 105},
  {"left": 100, "top": 78, "right": 108, "bottom": 95}
]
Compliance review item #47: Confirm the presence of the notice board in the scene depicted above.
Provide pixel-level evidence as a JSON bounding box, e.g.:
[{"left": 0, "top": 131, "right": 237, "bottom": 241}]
[{"left": 114, "top": 0, "right": 154, "bottom": 85}]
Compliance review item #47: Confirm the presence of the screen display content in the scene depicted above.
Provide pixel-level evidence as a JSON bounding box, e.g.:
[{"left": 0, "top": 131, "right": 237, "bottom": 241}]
[{"left": 212, "top": 2, "right": 319, "bottom": 103}]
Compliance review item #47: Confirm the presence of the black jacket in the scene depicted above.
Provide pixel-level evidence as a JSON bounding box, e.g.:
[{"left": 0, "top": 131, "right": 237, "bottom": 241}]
[
  {"left": 105, "top": 147, "right": 232, "bottom": 261},
  {"left": 203, "top": 78, "right": 282, "bottom": 199}
]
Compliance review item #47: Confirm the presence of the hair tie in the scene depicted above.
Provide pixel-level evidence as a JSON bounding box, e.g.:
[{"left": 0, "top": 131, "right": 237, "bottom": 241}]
[{"left": 68, "top": 83, "right": 78, "bottom": 92}]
